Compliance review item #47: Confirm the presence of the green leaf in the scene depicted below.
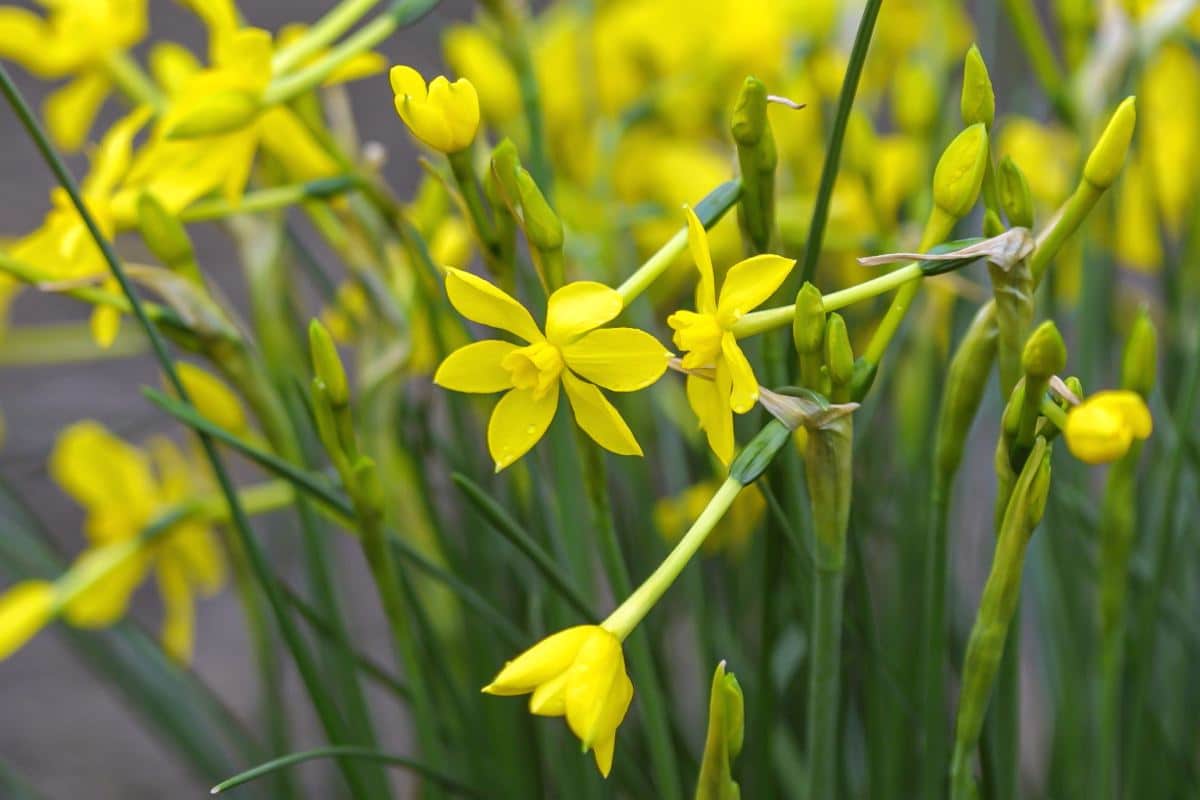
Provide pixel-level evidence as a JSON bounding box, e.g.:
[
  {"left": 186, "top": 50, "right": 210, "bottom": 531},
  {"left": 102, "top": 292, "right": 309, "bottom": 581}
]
[{"left": 695, "top": 661, "right": 745, "bottom": 800}]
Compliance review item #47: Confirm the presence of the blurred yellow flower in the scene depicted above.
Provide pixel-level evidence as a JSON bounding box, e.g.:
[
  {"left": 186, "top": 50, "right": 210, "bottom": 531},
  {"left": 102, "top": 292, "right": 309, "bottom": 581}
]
[
  {"left": 443, "top": 26, "right": 521, "bottom": 125},
  {"left": 668, "top": 208, "right": 795, "bottom": 464},
  {"left": 1064, "top": 390, "right": 1152, "bottom": 464},
  {"left": 483, "top": 624, "right": 632, "bottom": 777},
  {"left": 0, "top": 0, "right": 147, "bottom": 150},
  {"left": 434, "top": 269, "right": 670, "bottom": 470},
  {"left": 390, "top": 65, "right": 480, "bottom": 154},
  {"left": 997, "top": 117, "right": 1078, "bottom": 208},
  {"left": 655, "top": 480, "right": 765, "bottom": 555}
]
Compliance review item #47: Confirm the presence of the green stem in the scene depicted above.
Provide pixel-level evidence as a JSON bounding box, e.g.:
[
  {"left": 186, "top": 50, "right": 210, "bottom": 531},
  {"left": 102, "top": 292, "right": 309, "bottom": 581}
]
[
  {"left": 179, "top": 177, "right": 357, "bottom": 222},
  {"left": 918, "top": 478, "right": 952, "bottom": 800},
  {"left": 447, "top": 149, "right": 500, "bottom": 255},
  {"left": 579, "top": 440, "right": 683, "bottom": 800},
  {"left": 102, "top": 51, "right": 165, "bottom": 112},
  {"left": 0, "top": 63, "right": 373, "bottom": 798},
  {"left": 798, "top": 0, "right": 884, "bottom": 286},
  {"left": 271, "top": 0, "right": 383, "bottom": 74}
]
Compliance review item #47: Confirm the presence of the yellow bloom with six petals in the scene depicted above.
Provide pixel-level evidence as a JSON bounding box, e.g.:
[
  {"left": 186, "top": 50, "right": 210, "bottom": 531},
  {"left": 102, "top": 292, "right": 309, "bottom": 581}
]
[
  {"left": 435, "top": 269, "right": 670, "bottom": 470},
  {"left": 667, "top": 207, "right": 795, "bottom": 464},
  {"left": 390, "top": 65, "right": 480, "bottom": 154},
  {"left": 483, "top": 625, "right": 633, "bottom": 777},
  {"left": 1064, "top": 390, "right": 1152, "bottom": 464}
]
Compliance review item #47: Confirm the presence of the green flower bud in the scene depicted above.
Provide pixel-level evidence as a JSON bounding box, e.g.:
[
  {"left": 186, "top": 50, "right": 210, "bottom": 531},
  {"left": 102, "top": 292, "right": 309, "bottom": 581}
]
[
  {"left": 792, "top": 282, "right": 826, "bottom": 355},
  {"left": 1002, "top": 380, "right": 1025, "bottom": 439},
  {"left": 1083, "top": 96, "right": 1136, "bottom": 189},
  {"left": 961, "top": 44, "right": 996, "bottom": 128},
  {"left": 165, "top": 91, "right": 260, "bottom": 139},
  {"left": 308, "top": 319, "right": 349, "bottom": 407},
  {"left": 731, "top": 76, "right": 768, "bottom": 147},
  {"left": 516, "top": 169, "right": 563, "bottom": 251},
  {"left": 695, "top": 661, "right": 744, "bottom": 800},
  {"left": 137, "top": 192, "right": 195, "bottom": 272},
  {"left": 824, "top": 313, "right": 854, "bottom": 389},
  {"left": 1120, "top": 309, "right": 1157, "bottom": 396},
  {"left": 489, "top": 138, "right": 522, "bottom": 203},
  {"left": 1021, "top": 320, "right": 1066, "bottom": 381},
  {"left": 983, "top": 208, "right": 1006, "bottom": 238},
  {"left": 933, "top": 123, "right": 990, "bottom": 219},
  {"left": 1064, "top": 376, "right": 1084, "bottom": 402},
  {"left": 997, "top": 156, "right": 1034, "bottom": 229}
]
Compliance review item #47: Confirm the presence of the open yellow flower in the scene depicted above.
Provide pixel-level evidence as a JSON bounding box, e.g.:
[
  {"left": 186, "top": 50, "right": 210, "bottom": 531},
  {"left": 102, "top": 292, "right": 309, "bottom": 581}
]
[
  {"left": 1064, "top": 390, "right": 1153, "bottom": 464},
  {"left": 0, "top": 422, "right": 225, "bottom": 663},
  {"left": 667, "top": 207, "right": 795, "bottom": 464},
  {"left": 483, "top": 625, "right": 633, "bottom": 777},
  {"left": 390, "top": 65, "right": 480, "bottom": 154},
  {"left": 0, "top": 0, "right": 147, "bottom": 150},
  {"left": 435, "top": 269, "right": 670, "bottom": 470}
]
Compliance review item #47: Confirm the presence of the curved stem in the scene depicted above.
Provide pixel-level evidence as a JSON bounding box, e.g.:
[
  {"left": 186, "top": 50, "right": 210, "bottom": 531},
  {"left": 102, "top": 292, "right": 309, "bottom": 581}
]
[{"left": 271, "top": 0, "right": 382, "bottom": 75}]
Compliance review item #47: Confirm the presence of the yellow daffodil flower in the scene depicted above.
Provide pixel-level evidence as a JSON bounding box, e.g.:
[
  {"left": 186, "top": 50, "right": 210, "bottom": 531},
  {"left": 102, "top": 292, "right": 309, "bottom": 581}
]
[
  {"left": 434, "top": 268, "right": 670, "bottom": 470},
  {"left": 6, "top": 107, "right": 150, "bottom": 347},
  {"left": 667, "top": 207, "right": 795, "bottom": 464},
  {"left": 0, "top": 0, "right": 147, "bottom": 150},
  {"left": 1064, "top": 390, "right": 1153, "bottom": 464},
  {"left": 0, "top": 422, "right": 225, "bottom": 663},
  {"left": 390, "top": 65, "right": 480, "bottom": 154},
  {"left": 483, "top": 624, "right": 632, "bottom": 777}
]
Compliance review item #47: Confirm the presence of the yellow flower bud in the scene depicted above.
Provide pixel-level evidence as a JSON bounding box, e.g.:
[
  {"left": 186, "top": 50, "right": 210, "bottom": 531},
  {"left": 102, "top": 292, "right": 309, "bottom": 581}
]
[
  {"left": 932, "top": 123, "right": 989, "bottom": 219},
  {"left": 308, "top": 319, "right": 349, "bottom": 407},
  {"left": 1083, "top": 97, "right": 1136, "bottom": 190},
  {"left": 1121, "top": 310, "right": 1157, "bottom": 396},
  {"left": 1021, "top": 320, "right": 1067, "bottom": 381},
  {"left": 0, "top": 581, "right": 56, "bottom": 660},
  {"left": 1065, "top": 390, "right": 1152, "bottom": 464},
  {"left": 390, "top": 65, "right": 480, "bottom": 154},
  {"left": 961, "top": 44, "right": 995, "bottom": 128},
  {"left": 484, "top": 625, "right": 633, "bottom": 777},
  {"left": 997, "top": 156, "right": 1034, "bottom": 229},
  {"left": 165, "top": 90, "right": 262, "bottom": 139}
]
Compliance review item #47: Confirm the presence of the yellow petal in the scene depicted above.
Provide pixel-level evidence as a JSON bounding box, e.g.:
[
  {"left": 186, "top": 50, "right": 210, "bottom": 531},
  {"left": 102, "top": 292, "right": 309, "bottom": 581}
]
[
  {"left": 1091, "top": 390, "right": 1153, "bottom": 439},
  {"left": 398, "top": 96, "right": 454, "bottom": 151},
  {"left": 157, "top": 559, "right": 194, "bottom": 663},
  {"left": 685, "top": 206, "right": 716, "bottom": 313},
  {"left": 561, "top": 372, "right": 642, "bottom": 457},
  {"left": 87, "top": 106, "right": 153, "bottom": 196},
  {"left": 324, "top": 52, "right": 387, "bottom": 86},
  {"left": 591, "top": 731, "right": 618, "bottom": 778},
  {"left": 149, "top": 42, "right": 202, "bottom": 95},
  {"left": 562, "top": 328, "right": 670, "bottom": 392},
  {"left": 440, "top": 78, "right": 480, "bottom": 152},
  {"left": 545, "top": 281, "right": 623, "bottom": 344},
  {"left": 716, "top": 254, "right": 796, "bottom": 325},
  {"left": 215, "top": 28, "right": 273, "bottom": 92},
  {"left": 258, "top": 107, "right": 339, "bottom": 180},
  {"left": 44, "top": 72, "right": 110, "bottom": 153},
  {"left": 564, "top": 629, "right": 633, "bottom": 751},
  {"left": 176, "top": 361, "right": 247, "bottom": 434},
  {"left": 434, "top": 340, "right": 518, "bottom": 393},
  {"left": 721, "top": 334, "right": 759, "bottom": 414},
  {"left": 0, "top": 8, "right": 70, "bottom": 78},
  {"left": 389, "top": 65, "right": 428, "bottom": 101},
  {"left": 62, "top": 547, "right": 150, "bottom": 628},
  {"left": 0, "top": 581, "right": 56, "bottom": 660},
  {"left": 50, "top": 421, "right": 158, "bottom": 532},
  {"left": 1064, "top": 405, "right": 1131, "bottom": 464},
  {"left": 90, "top": 304, "right": 121, "bottom": 349},
  {"left": 528, "top": 671, "right": 571, "bottom": 717},
  {"left": 686, "top": 370, "right": 735, "bottom": 465},
  {"left": 487, "top": 384, "right": 559, "bottom": 471},
  {"left": 483, "top": 625, "right": 594, "bottom": 695},
  {"left": 165, "top": 522, "right": 226, "bottom": 596},
  {"left": 444, "top": 268, "right": 543, "bottom": 344}
]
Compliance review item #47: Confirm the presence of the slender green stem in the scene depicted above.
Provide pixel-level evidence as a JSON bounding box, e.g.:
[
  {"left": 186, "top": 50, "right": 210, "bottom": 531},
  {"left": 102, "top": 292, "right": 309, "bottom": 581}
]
[
  {"left": 918, "top": 478, "right": 952, "bottom": 800},
  {"left": 579, "top": 440, "right": 683, "bottom": 800},
  {"left": 0, "top": 64, "right": 374, "bottom": 800},
  {"left": 797, "top": 0, "right": 884, "bottom": 286},
  {"left": 211, "top": 746, "right": 483, "bottom": 797},
  {"left": 448, "top": 149, "right": 500, "bottom": 254},
  {"left": 808, "top": 563, "right": 846, "bottom": 798},
  {"left": 271, "top": 0, "right": 383, "bottom": 74},
  {"left": 102, "top": 51, "right": 165, "bottom": 112},
  {"left": 179, "top": 178, "right": 357, "bottom": 222},
  {"left": 262, "top": 0, "right": 439, "bottom": 105}
]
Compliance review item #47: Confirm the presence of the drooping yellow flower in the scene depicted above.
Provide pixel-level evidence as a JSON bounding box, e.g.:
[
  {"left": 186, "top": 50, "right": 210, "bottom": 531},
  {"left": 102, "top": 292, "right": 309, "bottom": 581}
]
[
  {"left": 390, "top": 65, "right": 480, "bottom": 154},
  {"left": 434, "top": 269, "right": 670, "bottom": 470},
  {"left": 0, "top": 422, "right": 225, "bottom": 663},
  {"left": 1064, "top": 390, "right": 1153, "bottom": 464},
  {"left": 667, "top": 207, "right": 795, "bottom": 464},
  {"left": 483, "top": 625, "right": 633, "bottom": 777},
  {"left": 0, "top": 0, "right": 147, "bottom": 150}
]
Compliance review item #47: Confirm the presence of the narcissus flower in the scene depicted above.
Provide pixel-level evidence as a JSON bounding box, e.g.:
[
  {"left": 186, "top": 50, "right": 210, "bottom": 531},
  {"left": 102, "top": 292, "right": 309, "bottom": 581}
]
[
  {"left": 434, "top": 269, "right": 670, "bottom": 470},
  {"left": 483, "top": 625, "right": 633, "bottom": 777},
  {"left": 390, "top": 65, "right": 480, "bottom": 154},
  {"left": 667, "top": 207, "right": 794, "bottom": 463},
  {"left": 1064, "top": 390, "right": 1152, "bottom": 464},
  {"left": 0, "top": 422, "right": 225, "bottom": 663},
  {"left": 0, "top": 0, "right": 147, "bottom": 150}
]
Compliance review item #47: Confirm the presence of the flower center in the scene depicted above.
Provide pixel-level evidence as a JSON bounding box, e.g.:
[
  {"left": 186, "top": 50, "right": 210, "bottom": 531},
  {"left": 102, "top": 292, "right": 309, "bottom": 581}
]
[
  {"left": 667, "top": 310, "right": 723, "bottom": 370},
  {"left": 502, "top": 341, "right": 564, "bottom": 399}
]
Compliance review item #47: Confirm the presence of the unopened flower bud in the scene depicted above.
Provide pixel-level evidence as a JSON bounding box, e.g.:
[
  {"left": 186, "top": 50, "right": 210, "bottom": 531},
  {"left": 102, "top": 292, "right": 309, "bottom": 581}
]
[
  {"left": 137, "top": 192, "right": 195, "bottom": 272},
  {"left": 731, "top": 76, "right": 769, "bottom": 147},
  {"left": 309, "top": 319, "right": 349, "bottom": 407},
  {"left": 792, "top": 282, "right": 826, "bottom": 355},
  {"left": 1120, "top": 309, "right": 1157, "bottom": 396},
  {"left": 997, "top": 156, "right": 1034, "bottom": 229},
  {"left": 165, "top": 91, "right": 261, "bottom": 139},
  {"left": 824, "top": 313, "right": 853, "bottom": 388},
  {"left": 1021, "top": 320, "right": 1066, "bottom": 381},
  {"left": 516, "top": 169, "right": 563, "bottom": 251},
  {"left": 933, "top": 123, "right": 989, "bottom": 219},
  {"left": 1083, "top": 96, "right": 1136, "bottom": 190},
  {"left": 961, "top": 44, "right": 996, "bottom": 129}
]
